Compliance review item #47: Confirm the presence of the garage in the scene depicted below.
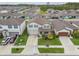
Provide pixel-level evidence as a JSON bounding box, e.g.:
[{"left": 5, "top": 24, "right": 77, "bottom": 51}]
[{"left": 58, "top": 32, "right": 69, "bottom": 36}]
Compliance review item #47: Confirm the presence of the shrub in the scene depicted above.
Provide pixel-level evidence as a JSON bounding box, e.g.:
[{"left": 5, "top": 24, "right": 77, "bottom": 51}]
[
  {"left": 47, "top": 34, "right": 53, "bottom": 40},
  {"left": 72, "top": 31, "right": 79, "bottom": 38}
]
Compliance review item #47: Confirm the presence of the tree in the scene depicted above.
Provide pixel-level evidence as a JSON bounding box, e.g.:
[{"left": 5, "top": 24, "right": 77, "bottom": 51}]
[
  {"left": 40, "top": 5, "right": 48, "bottom": 12},
  {"left": 72, "top": 31, "right": 79, "bottom": 38}
]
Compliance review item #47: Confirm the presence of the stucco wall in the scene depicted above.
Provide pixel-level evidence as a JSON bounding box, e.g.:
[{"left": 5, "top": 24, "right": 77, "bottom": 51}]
[
  {"left": 27, "top": 22, "right": 41, "bottom": 35},
  {"left": 0, "top": 25, "right": 20, "bottom": 34},
  {"left": 20, "top": 20, "right": 26, "bottom": 35}
]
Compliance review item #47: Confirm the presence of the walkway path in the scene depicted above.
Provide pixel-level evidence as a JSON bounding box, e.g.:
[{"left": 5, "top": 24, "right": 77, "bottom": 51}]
[
  {"left": 59, "top": 36, "right": 79, "bottom": 55},
  {"left": 21, "top": 36, "right": 39, "bottom": 55}
]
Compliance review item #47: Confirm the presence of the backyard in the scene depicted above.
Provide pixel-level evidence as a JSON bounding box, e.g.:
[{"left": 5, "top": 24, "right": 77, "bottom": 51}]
[
  {"left": 14, "top": 27, "right": 28, "bottom": 46},
  {"left": 38, "top": 48, "right": 64, "bottom": 53}
]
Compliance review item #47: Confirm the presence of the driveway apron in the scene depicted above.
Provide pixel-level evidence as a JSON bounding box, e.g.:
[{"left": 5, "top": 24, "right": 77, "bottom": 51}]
[
  {"left": 21, "top": 35, "right": 39, "bottom": 55},
  {"left": 59, "top": 36, "right": 79, "bottom": 55}
]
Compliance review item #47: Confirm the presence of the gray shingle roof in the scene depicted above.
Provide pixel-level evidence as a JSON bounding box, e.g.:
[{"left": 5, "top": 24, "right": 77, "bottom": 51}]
[
  {"left": 52, "top": 19, "right": 78, "bottom": 31},
  {"left": 0, "top": 18, "right": 24, "bottom": 25},
  {"left": 28, "top": 18, "right": 49, "bottom": 25}
]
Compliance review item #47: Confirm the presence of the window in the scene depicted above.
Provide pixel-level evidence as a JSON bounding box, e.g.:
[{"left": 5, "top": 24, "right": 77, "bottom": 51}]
[
  {"left": 0, "top": 26, "right": 2, "bottom": 28},
  {"left": 51, "top": 17, "right": 58, "bottom": 19},
  {"left": 3, "top": 16, "right": 6, "bottom": 19},
  {"left": 34, "top": 25, "right": 38, "bottom": 28},
  {"left": 7, "top": 16, "right": 11, "bottom": 19},
  {"left": 14, "top": 25, "right": 18, "bottom": 29},
  {"left": 20, "top": 16, "right": 25, "bottom": 19},
  {"left": 44, "top": 32, "right": 48, "bottom": 34},
  {"left": 44, "top": 25, "right": 49, "bottom": 29},
  {"left": 29, "top": 25, "right": 33, "bottom": 28},
  {"left": 48, "top": 10, "right": 51, "bottom": 13},
  {"left": 8, "top": 25, "right": 12, "bottom": 29},
  {"left": 40, "top": 32, "right": 42, "bottom": 34}
]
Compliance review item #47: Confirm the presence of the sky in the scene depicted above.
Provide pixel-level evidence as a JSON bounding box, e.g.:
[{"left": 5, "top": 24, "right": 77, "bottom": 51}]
[{"left": 0, "top": 2, "right": 66, "bottom": 5}]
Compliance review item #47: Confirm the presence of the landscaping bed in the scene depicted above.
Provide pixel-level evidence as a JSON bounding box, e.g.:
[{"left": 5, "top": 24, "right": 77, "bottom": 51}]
[
  {"left": 38, "top": 38, "right": 62, "bottom": 45},
  {"left": 14, "top": 28, "right": 28, "bottom": 46},
  {"left": 38, "top": 48, "right": 64, "bottom": 53},
  {"left": 11, "top": 48, "right": 24, "bottom": 53}
]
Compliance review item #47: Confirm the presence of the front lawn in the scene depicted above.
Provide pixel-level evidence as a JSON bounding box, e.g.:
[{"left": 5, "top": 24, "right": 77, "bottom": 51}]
[
  {"left": 14, "top": 28, "right": 28, "bottom": 46},
  {"left": 71, "top": 31, "right": 79, "bottom": 45},
  {"left": 38, "top": 38, "right": 62, "bottom": 45},
  {"left": 71, "top": 38, "right": 79, "bottom": 45},
  {"left": 38, "top": 48, "right": 64, "bottom": 53},
  {"left": 11, "top": 48, "right": 24, "bottom": 53}
]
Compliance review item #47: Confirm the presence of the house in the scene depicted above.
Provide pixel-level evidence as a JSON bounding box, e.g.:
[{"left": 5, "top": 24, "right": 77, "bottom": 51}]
[
  {"left": 27, "top": 18, "right": 78, "bottom": 36},
  {"left": 27, "top": 18, "right": 51, "bottom": 35},
  {"left": 69, "top": 21, "right": 79, "bottom": 29},
  {"left": 45, "top": 9, "right": 79, "bottom": 19},
  {"left": 0, "top": 18, "right": 26, "bottom": 39},
  {"left": 51, "top": 20, "right": 78, "bottom": 36}
]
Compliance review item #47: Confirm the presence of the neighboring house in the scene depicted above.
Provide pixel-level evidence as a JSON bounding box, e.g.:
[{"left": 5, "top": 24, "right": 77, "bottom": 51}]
[
  {"left": 69, "top": 21, "right": 79, "bottom": 29},
  {"left": 45, "top": 9, "right": 79, "bottom": 19},
  {"left": 52, "top": 20, "right": 78, "bottom": 36},
  {"left": 0, "top": 18, "right": 26, "bottom": 38}
]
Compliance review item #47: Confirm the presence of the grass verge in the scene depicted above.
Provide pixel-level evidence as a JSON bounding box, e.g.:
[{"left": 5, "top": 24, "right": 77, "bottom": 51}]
[
  {"left": 38, "top": 48, "right": 64, "bottom": 53},
  {"left": 11, "top": 48, "right": 24, "bottom": 53},
  {"left": 15, "top": 27, "right": 28, "bottom": 46}
]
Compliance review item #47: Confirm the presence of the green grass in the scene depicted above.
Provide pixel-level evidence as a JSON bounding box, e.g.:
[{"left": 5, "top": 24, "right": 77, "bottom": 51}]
[
  {"left": 11, "top": 48, "right": 24, "bottom": 53},
  {"left": 38, "top": 38, "right": 62, "bottom": 45},
  {"left": 38, "top": 48, "right": 64, "bottom": 53},
  {"left": 71, "top": 38, "right": 79, "bottom": 45},
  {"left": 0, "top": 35, "right": 3, "bottom": 44},
  {"left": 15, "top": 28, "right": 28, "bottom": 46}
]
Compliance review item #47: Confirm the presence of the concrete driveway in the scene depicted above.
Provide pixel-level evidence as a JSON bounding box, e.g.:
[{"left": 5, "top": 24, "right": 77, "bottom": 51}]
[
  {"left": 59, "top": 36, "right": 79, "bottom": 55},
  {"left": 21, "top": 35, "right": 39, "bottom": 55},
  {"left": 0, "top": 44, "right": 13, "bottom": 55}
]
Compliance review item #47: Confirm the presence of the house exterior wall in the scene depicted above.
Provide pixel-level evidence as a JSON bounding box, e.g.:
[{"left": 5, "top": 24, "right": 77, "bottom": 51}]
[
  {"left": 27, "top": 22, "right": 41, "bottom": 35},
  {"left": 19, "top": 20, "right": 26, "bottom": 35},
  {"left": 42, "top": 24, "right": 51, "bottom": 29},
  {"left": 0, "top": 25, "right": 20, "bottom": 34},
  {"left": 0, "top": 20, "right": 26, "bottom": 35}
]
